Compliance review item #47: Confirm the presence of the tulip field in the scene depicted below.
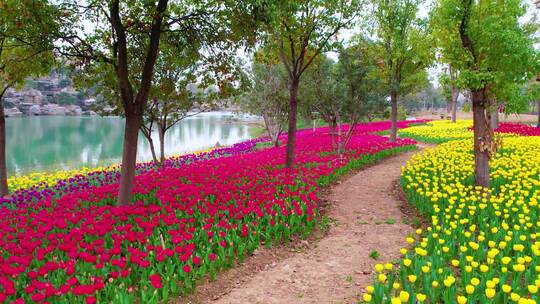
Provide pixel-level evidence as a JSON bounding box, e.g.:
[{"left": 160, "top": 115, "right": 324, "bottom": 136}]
[
  {"left": 398, "top": 120, "right": 540, "bottom": 144},
  {"left": 0, "top": 121, "right": 420, "bottom": 304},
  {"left": 364, "top": 121, "right": 540, "bottom": 304}
]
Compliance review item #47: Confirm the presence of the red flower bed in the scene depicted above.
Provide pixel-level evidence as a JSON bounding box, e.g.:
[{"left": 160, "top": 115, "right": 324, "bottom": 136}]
[
  {"left": 495, "top": 122, "right": 540, "bottom": 136},
  {"left": 0, "top": 124, "right": 416, "bottom": 303}
]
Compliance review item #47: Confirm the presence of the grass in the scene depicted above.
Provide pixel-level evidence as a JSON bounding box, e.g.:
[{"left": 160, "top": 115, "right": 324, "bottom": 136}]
[
  {"left": 255, "top": 141, "right": 273, "bottom": 150},
  {"left": 369, "top": 250, "right": 380, "bottom": 260},
  {"left": 319, "top": 215, "right": 332, "bottom": 233},
  {"left": 249, "top": 125, "right": 267, "bottom": 138},
  {"left": 384, "top": 218, "right": 396, "bottom": 224},
  {"left": 375, "top": 218, "right": 396, "bottom": 225},
  {"left": 248, "top": 119, "right": 329, "bottom": 139}
]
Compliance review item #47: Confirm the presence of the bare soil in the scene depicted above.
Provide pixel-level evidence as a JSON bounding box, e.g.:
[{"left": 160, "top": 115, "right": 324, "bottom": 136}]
[{"left": 179, "top": 150, "right": 422, "bottom": 304}]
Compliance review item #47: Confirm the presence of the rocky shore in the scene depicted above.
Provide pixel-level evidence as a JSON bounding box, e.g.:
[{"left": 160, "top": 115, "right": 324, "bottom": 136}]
[{"left": 3, "top": 72, "right": 98, "bottom": 117}]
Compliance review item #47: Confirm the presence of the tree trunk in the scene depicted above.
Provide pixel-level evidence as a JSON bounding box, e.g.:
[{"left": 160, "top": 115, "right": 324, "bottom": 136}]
[
  {"left": 340, "top": 118, "right": 356, "bottom": 153},
  {"left": 262, "top": 113, "right": 281, "bottom": 147},
  {"left": 490, "top": 106, "right": 499, "bottom": 130},
  {"left": 449, "top": 64, "right": 459, "bottom": 122},
  {"left": 451, "top": 87, "right": 459, "bottom": 123},
  {"left": 285, "top": 78, "right": 299, "bottom": 168},
  {"left": 389, "top": 90, "right": 398, "bottom": 142},
  {"left": 273, "top": 132, "right": 281, "bottom": 147},
  {"left": 537, "top": 99, "right": 540, "bottom": 128},
  {"left": 110, "top": 0, "right": 168, "bottom": 205},
  {"left": 0, "top": 101, "right": 8, "bottom": 196},
  {"left": 337, "top": 117, "right": 343, "bottom": 155},
  {"left": 330, "top": 123, "right": 337, "bottom": 151},
  {"left": 117, "top": 114, "right": 143, "bottom": 205},
  {"left": 140, "top": 124, "right": 159, "bottom": 164},
  {"left": 158, "top": 126, "right": 165, "bottom": 164},
  {"left": 148, "top": 134, "right": 159, "bottom": 164},
  {"left": 471, "top": 89, "right": 490, "bottom": 188}
]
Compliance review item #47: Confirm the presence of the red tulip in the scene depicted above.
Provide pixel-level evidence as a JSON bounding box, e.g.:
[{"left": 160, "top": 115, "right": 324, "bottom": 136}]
[{"left": 149, "top": 274, "right": 163, "bottom": 289}]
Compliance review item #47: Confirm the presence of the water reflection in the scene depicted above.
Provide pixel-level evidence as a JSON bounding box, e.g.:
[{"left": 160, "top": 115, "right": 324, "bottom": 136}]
[{"left": 7, "top": 112, "right": 253, "bottom": 175}]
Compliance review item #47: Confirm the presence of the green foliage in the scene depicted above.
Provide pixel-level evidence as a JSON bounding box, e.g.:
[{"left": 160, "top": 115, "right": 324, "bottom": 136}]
[
  {"left": 299, "top": 56, "right": 340, "bottom": 124},
  {"left": 255, "top": 141, "right": 273, "bottom": 150},
  {"left": 0, "top": 0, "right": 56, "bottom": 98},
  {"left": 369, "top": 250, "right": 381, "bottom": 260},
  {"left": 402, "top": 81, "right": 445, "bottom": 113},
  {"left": 60, "top": 0, "right": 268, "bottom": 108},
  {"left": 236, "top": 60, "right": 289, "bottom": 144},
  {"left": 237, "top": 61, "right": 289, "bottom": 121},
  {"left": 384, "top": 218, "right": 396, "bottom": 224},
  {"left": 143, "top": 38, "right": 204, "bottom": 135},
  {"left": 299, "top": 37, "right": 387, "bottom": 127},
  {"left": 373, "top": 0, "right": 432, "bottom": 97},
  {"left": 523, "top": 82, "right": 540, "bottom": 111},
  {"left": 264, "top": 0, "right": 363, "bottom": 82},
  {"left": 56, "top": 92, "right": 79, "bottom": 105},
  {"left": 336, "top": 38, "right": 388, "bottom": 121},
  {"left": 383, "top": 105, "right": 407, "bottom": 120},
  {"left": 462, "top": 102, "right": 471, "bottom": 113},
  {"left": 431, "top": 0, "right": 539, "bottom": 112}
]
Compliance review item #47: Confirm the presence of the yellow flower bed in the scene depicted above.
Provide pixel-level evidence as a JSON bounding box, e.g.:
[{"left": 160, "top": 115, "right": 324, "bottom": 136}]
[
  {"left": 398, "top": 120, "right": 474, "bottom": 143},
  {"left": 364, "top": 137, "right": 540, "bottom": 303},
  {"left": 7, "top": 165, "right": 117, "bottom": 192},
  {"left": 8, "top": 149, "right": 213, "bottom": 192}
]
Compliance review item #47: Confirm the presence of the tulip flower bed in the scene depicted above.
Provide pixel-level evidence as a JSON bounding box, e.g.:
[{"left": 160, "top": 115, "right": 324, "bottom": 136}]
[
  {"left": 4, "top": 120, "right": 424, "bottom": 207},
  {"left": 1, "top": 140, "right": 264, "bottom": 207},
  {"left": 495, "top": 122, "right": 540, "bottom": 136},
  {"left": 399, "top": 120, "right": 540, "bottom": 144},
  {"left": 344, "top": 120, "right": 429, "bottom": 134},
  {"left": 398, "top": 120, "right": 474, "bottom": 143},
  {"left": 0, "top": 123, "right": 418, "bottom": 304},
  {"left": 363, "top": 138, "right": 540, "bottom": 304}
]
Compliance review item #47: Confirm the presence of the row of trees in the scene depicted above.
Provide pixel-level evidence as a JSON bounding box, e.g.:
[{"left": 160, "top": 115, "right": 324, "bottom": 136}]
[
  {"left": 239, "top": 0, "right": 539, "bottom": 190},
  {"left": 0, "top": 0, "right": 538, "bottom": 203},
  {"left": 237, "top": 38, "right": 389, "bottom": 152}
]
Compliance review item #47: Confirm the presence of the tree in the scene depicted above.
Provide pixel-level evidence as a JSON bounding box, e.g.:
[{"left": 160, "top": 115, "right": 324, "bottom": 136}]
[
  {"left": 265, "top": 0, "right": 360, "bottom": 168},
  {"left": 0, "top": 0, "right": 56, "bottom": 196},
  {"left": 432, "top": 0, "right": 538, "bottom": 187},
  {"left": 300, "top": 56, "right": 341, "bottom": 149},
  {"left": 402, "top": 81, "right": 442, "bottom": 113},
  {"left": 335, "top": 42, "right": 387, "bottom": 151},
  {"left": 439, "top": 64, "right": 460, "bottom": 122},
  {"left": 100, "top": 37, "right": 205, "bottom": 166},
  {"left": 237, "top": 61, "right": 289, "bottom": 147},
  {"left": 374, "top": 0, "right": 431, "bottom": 142},
  {"left": 300, "top": 38, "right": 386, "bottom": 153},
  {"left": 56, "top": 0, "right": 264, "bottom": 205},
  {"left": 523, "top": 80, "right": 540, "bottom": 127}
]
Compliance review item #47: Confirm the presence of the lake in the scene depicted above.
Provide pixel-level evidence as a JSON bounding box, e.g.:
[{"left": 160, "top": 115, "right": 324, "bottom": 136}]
[{"left": 7, "top": 112, "right": 256, "bottom": 175}]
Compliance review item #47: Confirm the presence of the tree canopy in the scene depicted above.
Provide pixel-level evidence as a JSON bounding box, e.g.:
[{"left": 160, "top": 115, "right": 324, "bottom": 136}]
[
  {"left": 373, "top": 0, "right": 432, "bottom": 141},
  {"left": 262, "top": 0, "right": 362, "bottom": 168}
]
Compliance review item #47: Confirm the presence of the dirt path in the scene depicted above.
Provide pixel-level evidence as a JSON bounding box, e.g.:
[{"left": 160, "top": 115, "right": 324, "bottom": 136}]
[{"left": 204, "top": 150, "right": 419, "bottom": 304}]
